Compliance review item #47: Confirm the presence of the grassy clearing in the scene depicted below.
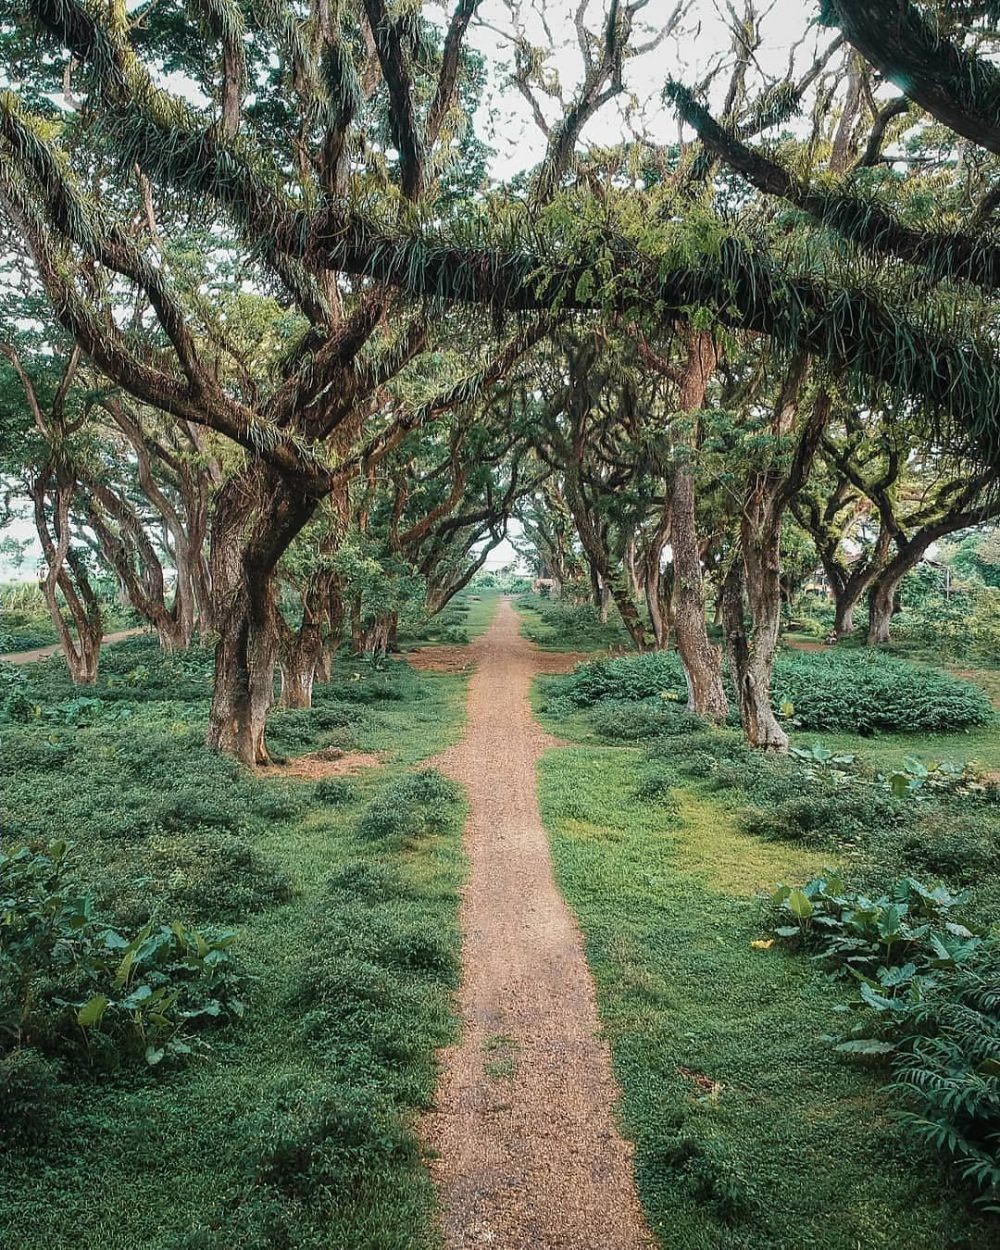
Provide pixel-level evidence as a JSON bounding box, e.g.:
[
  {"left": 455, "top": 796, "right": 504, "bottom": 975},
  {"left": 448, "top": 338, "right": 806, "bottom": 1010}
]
[
  {"left": 530, "top": 618, "right": 1000, "bottom": 1245},
  {"left": 537, "top": 744, "right": 994, "bottom": 1249},
  {"left": 1, "top": 638, "right": 467, "bottom": 1250},
  {"left": 399, "top": 586, "right": 500, "bottom": 649}
]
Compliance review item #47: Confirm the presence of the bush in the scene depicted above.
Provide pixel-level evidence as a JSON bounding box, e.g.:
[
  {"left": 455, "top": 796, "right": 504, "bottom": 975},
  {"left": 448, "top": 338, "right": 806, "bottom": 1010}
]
[
  {"left": 773, "top": 652, "right": 995, "bottom": 734},
  {"left": 770, "top": 873, "right": 1000, "bottom": 1204},
  {"left": 357, "top": 769, "right": 460, "bottom": 842},
  {"left": 558, "top": 648, "right": 994, "bottom": 734},
  {"left": 885, "top": 958, "right": 1000, "bottom": 1204},
  {"left": 106, "top": 834, "right": 295, "bottom": 925},
  {"left": 562, "top": 652, "right": 685, "bottom": 706},
  {"left": 517, "top": 596, "right": 632, "bottom": 650},
  {"left": 256, "top": 1086, "right": 418, "bottom": 1200},
  {"left": 313, "top": 777, "right": 359, "bottom": 805},
  {"left": 591, "top": 699, "right": 688, "bottom": 741}
]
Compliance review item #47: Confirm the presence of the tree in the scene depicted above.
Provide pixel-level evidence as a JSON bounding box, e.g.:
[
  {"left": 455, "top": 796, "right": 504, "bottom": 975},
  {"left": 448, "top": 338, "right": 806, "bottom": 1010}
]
[{"left": 1, "top": 0, "right": 543, "bottom": 764}]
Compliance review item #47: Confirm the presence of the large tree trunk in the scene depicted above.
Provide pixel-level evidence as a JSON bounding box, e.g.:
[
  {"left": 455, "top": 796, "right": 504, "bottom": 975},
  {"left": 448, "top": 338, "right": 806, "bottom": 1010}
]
[
  {"left": 205, "top": 471, "right": 317, "bottom": 766},
  {"left": 832, "top": 586, "right": 857, "bottom": 638},
  {"left": 867, "top": 579, "right": 897, "bottom": 645}
]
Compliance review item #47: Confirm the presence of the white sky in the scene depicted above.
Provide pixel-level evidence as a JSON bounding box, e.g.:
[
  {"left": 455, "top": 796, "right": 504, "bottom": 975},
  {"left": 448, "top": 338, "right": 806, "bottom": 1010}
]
[{"left": 467, "top": 0, "right": 828, "bottom": 178}]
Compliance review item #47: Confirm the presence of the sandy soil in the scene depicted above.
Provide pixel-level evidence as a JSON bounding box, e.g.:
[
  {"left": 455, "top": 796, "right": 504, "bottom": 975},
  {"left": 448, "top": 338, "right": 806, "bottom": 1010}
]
[
  {"left": 262, "top": 748, "right": 381, "bottom": 780},
  {"left": 423, "top": 598, "right": 654, "bottom": 1250},
  {"left": 407, "top": 645, "right": 477, "bottom": 674},
  {"left": 0, "top": 627, "right": 147, "bottom": 665}
]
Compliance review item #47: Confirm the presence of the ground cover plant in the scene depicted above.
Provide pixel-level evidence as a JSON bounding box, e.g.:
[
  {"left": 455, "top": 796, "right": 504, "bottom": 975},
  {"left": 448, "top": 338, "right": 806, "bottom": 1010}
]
[
  {"left": 0, "top": 635, "right": 468, "bottom": 1250},
  {"left": 533, "top": 626, "right": 1000, "bottom": 1242}
]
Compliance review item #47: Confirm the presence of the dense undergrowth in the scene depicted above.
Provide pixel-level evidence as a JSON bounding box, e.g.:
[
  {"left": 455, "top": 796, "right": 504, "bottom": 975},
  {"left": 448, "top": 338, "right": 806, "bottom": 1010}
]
[
  {"left": 556, "top": 648, "right": 995, "bottom": 735},
  {"left": 1, "top": 634, "right": 468, "bottom": 1250},
  {"left": 533, "top": 635, "right": 1000, "bottom": 1243}
]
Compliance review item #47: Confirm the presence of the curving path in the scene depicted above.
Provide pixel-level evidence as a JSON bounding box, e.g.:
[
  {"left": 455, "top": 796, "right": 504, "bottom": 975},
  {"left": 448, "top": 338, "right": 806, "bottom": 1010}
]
[{"left": 424, "top": 597, "right": 654, "bottom": 1250}]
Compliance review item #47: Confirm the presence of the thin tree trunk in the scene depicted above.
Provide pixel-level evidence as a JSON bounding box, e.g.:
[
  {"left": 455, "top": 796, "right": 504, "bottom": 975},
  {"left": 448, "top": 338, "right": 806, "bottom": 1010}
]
[
  {"left": 279, "top": 620, "right": 324, "bottom": 708},
  {"left": 723, "top": 546, "right": 789, "bottom": 751},
  {"left": 670, "top": 332, "right": 727, "bottom": 720}
]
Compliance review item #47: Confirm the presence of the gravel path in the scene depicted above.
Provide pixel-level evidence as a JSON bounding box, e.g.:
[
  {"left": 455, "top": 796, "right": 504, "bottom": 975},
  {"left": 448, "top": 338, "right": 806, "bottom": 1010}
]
[{"left": 424, "top": 598, "right": 654, "bottom": 1250}]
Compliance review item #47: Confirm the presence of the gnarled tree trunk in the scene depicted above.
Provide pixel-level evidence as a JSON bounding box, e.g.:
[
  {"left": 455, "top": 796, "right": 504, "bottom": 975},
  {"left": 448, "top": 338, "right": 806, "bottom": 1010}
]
[{"left": 206, "top": 471, "right": 317, "bottom": 766}]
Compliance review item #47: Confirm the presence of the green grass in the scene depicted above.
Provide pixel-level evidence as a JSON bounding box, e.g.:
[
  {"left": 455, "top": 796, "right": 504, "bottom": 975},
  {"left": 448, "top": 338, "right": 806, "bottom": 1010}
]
[
  {"left": 515, "top": 594, "right": 633, "bottom": 651},
  {"left": 537, "top": 744, "right": 994, "bottom": 1248},
  {"left": 1, "top": 638, "right": 468, "bottom": 1250}
]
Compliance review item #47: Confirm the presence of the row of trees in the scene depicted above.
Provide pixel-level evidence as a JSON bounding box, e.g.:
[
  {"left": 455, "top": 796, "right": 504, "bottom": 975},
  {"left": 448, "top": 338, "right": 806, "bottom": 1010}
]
[{"left": 2, "top": 0, "right": 999, "bottom": 760}]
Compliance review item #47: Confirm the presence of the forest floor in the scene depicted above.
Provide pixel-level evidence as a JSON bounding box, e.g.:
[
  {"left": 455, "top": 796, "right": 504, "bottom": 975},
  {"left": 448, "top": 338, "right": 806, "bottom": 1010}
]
[{"left": 422, "top": 598, "right": 652, "bottom": 1250}]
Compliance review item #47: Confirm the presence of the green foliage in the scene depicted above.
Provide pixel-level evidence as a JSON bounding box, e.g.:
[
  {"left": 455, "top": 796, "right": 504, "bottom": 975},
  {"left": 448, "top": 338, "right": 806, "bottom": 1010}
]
[
  {"left": 892, "top": 583, "right": 1000, "bottom": 661},
  {"left": 590, "top": 698, "right": 692, "bottom": 741},
  {"left": 560, "top": 647, "right": 994, "bottom": 735},
  {"left": 535, "top": 742, "right": 992, "bottom": 1245},
  {"left": 770, "top": 872, "right": 979, "bottom": 975},
  {"left": 0, "top": 841, "right": 242, "bottom": 1069},
  {"left": 886, "top": 959, "right": 1000, "bottom": 1205},
  {"left": 516, "top": 595, "right": 632, "bottom": 651},
  {"left": 561, "top": 652, "right": 685, "bottom": 706},
  {"left": 771, "top": 873, "right": 1000, "bottom": 1204},
  {"left": 2, "top": 627, "right": 470, "bottom": 1248},
  {"left": 0, "top": 1048, "right": 61, "bottom": 1151}
]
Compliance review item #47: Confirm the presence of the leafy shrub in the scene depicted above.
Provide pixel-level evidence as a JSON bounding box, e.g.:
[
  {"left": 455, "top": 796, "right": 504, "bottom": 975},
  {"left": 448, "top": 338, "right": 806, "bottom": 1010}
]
[
  {"left": 255, "top": 1085, "right": 418, "bottom": 1200},
  {"left": 559, "top": 648, "right": 994, "bottom": 733},
  {"left": 324, "top": 860, "right": 411, "bottom": 903},
  {"left": 885, "top": 959, "right": 1000, "bottom": 1203},
  {"left": 901, "top": 811, "right": 1000, "bottom": 883},
  {"left": 770, "top": 872, "right": 979, "bottom": 977},
  {"left": 591, "top": 699, "right": 687, "bottom": 741},
  {"left": 562, "top": 652, "right": 685, "bottom": 706},
  {"left": 1, "top": 841, "right": 243, "bottom": 1070},
  {"left": 517, "top": 596, "right": 631, "bottom": 650},
  {"left": 770, "top": 872, "right": 1000, "bottom": 1203},
  {"left": 740, "top": 790, "right": 900, "bottom": 847},
  {"left": 313, "top": 777, "right": 359, "bottom": 805},
  {"left": 773, "top": 652, "right": 994, "bottom": 734},
  {"left": 105, "top": 834, "right": 295, "bottom": 926}
]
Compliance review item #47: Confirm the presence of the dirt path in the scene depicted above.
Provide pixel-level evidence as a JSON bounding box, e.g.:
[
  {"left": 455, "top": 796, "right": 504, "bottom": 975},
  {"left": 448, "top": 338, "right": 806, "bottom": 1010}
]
[
  {"left": 424, "top": 598, "right": 654, "bottom": 1250},
  {"left": 0, "top": 627, "right": 147, "bottom": 665}
]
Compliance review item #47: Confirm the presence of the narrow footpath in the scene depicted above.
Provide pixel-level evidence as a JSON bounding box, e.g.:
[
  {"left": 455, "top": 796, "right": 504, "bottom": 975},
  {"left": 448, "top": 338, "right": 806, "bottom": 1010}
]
[
  {"left": 424, "top": 598, "right": 653, "bottom": 1249},
  {"left": 0, "top": 627, "right": 146, "bottom": 665}
]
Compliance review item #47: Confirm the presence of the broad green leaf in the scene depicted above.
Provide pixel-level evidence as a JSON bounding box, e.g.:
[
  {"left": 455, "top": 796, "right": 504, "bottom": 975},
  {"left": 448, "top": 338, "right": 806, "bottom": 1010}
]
[{"left": 77, "top": 995, "right": 108, "bottom": 1028}]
